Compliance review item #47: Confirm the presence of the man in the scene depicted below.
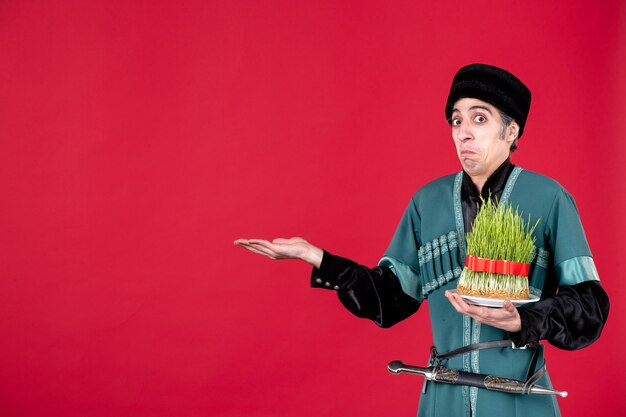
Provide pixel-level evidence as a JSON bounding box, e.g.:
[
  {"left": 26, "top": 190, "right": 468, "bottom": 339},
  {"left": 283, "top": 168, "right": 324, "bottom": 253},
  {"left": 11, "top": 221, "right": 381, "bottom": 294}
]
[{"left": 235, "top": 64, "right": 609, "bottom": 417}]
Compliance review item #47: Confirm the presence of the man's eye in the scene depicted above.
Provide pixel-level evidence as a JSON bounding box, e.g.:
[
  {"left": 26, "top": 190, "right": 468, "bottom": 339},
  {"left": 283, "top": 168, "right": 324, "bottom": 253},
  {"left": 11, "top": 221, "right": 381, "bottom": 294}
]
[
  {"left": 451, "top": 119, "right": 461, "bottom": 126},
  {"left": 474, "top": 115, "right": 486, "bottom": 123}
]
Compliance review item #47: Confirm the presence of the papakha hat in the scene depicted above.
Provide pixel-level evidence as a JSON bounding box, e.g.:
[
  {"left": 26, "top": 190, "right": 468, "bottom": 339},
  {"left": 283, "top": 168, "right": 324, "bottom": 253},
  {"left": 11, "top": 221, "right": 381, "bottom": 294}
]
[{"left": 445, "top": 63, "right": 532, "bottom": 138}]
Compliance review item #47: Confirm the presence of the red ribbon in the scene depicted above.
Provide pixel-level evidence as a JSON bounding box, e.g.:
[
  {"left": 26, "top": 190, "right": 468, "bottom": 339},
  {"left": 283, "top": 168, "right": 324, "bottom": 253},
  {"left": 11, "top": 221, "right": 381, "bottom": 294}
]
[{"left": 464, "top": 255, "right": 530, "bottom": 277}]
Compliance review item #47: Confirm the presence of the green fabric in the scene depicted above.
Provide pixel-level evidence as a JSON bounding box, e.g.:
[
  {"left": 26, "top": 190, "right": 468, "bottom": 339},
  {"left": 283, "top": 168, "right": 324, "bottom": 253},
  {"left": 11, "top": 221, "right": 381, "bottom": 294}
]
[
  {"left": 381, "top": 168, "right": 596, "bottom": 417},
  {"left": 379, "top": 255, "right": 423, "bottom": 301},
  {"left": 555, "top": 256, "right": 599, "bottom": 286}
]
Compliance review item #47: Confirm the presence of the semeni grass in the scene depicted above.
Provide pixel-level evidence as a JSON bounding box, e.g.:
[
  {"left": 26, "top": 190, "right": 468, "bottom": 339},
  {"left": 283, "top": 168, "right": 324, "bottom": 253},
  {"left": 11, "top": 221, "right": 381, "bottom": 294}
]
[{"left": 457, "top": 198, "right": 539, "bottom": 300}]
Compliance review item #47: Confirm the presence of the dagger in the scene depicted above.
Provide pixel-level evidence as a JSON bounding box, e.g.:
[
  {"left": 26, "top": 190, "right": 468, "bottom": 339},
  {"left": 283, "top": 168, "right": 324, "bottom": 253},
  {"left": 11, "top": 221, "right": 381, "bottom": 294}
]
[{"left": 388, "top": 360, "right": 567, "bottom": 397}]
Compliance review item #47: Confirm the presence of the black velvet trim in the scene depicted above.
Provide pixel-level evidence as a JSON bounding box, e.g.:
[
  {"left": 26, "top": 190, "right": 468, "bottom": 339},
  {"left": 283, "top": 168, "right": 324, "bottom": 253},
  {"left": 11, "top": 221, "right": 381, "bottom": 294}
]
[
  {"left": 311, "top": 250, "right": 420, "bottom": 327},
  {"left": 513, "top": 281, "right": 609, "bottom": 350},
  {"left": 310, "top": 250, "right": 344, "bottom": 290}
]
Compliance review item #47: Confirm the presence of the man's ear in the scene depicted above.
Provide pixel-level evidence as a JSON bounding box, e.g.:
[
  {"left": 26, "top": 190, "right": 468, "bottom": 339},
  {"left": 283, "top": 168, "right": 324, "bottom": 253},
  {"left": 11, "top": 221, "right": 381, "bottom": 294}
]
[{"left": 507, "top": 121, "right": 520, "bottom": 143}]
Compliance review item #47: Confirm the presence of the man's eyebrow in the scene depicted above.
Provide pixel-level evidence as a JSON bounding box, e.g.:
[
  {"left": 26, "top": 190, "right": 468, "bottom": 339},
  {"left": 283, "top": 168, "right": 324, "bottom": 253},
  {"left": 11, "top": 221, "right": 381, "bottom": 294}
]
[
  {"left": 451, "top": 105, "right": 494, "bottom": 115},
  {"left": 469, "top": 105, "right": 493, "bottom": 115}
]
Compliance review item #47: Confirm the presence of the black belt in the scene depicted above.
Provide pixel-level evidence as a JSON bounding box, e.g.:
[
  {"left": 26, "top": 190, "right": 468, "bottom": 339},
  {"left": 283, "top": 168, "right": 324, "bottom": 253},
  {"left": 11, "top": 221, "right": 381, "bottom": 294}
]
[{"left": 424, "top": 340, "right": 546, "bottom": 395}]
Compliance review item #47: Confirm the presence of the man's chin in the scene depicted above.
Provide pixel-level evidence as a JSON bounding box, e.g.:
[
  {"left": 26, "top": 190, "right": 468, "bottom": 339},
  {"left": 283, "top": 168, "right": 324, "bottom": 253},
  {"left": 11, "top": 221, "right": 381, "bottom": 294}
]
[{"left": 460, "top": 159, "right": 480, "bottom": 172}]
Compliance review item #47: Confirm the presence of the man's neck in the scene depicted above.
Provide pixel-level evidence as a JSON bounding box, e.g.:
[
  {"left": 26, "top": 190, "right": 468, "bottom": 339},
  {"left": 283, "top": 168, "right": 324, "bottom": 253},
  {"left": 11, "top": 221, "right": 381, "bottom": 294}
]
[
  {"left": 463, "top": 158, "right": 513, "bottom": 199},
  {"left": 469, "top": 176, "right": 488, "bottom": 195},
  {"left": 468, "top": 158, "right": 511, "bottom": 194}
]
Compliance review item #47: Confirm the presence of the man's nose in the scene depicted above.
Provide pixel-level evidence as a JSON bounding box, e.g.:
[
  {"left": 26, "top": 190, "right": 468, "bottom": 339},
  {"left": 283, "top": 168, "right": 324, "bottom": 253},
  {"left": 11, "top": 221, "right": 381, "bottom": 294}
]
[{"left": 457, "top": 122, "right": 473, "bottom": 141}]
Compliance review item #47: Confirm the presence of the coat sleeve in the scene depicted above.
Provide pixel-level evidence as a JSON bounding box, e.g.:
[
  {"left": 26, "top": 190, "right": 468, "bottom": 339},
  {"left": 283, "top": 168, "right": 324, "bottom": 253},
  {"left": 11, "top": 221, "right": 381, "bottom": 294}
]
[
  {"left": 512, "top": 280, "right": 609, "bottom": 350},
  {"left": 311, "top": 250, "right": 420, "bottom": 328},
  {"left": 511, "top": 188, "right": 610, "bottom": 350}
]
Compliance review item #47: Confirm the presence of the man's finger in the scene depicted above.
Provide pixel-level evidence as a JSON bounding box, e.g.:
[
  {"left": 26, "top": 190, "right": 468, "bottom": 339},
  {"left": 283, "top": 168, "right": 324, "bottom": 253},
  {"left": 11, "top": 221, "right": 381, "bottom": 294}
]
[
  {"left": 502, "top": 300, "right": 515, "bottom": 313},
  {"left": 247, "top": 239, "right": 272, "bottom": 246},
  {"left": 253, "top": 241, "right": 294, "bottom": 258},
  {"left": 445, "top": 291, "right": 465, "bottom": 313},
  {"left": 238, "top": 242, "right": 279, "bottom": 258},
  {"left": 451, "top": 292, "right": 475, "bottom": 313},
  {"left": 249, "top": 240, "right": 282, "bottom": 251},
  {"left": 237, "top": 244, "right": 274, "bottom": 258},
  {"left": 246, "top": 242, "right": 281, "bottom": 258},
  {"left": 272, "top": 238, "right": 290, "bottom": 244}
]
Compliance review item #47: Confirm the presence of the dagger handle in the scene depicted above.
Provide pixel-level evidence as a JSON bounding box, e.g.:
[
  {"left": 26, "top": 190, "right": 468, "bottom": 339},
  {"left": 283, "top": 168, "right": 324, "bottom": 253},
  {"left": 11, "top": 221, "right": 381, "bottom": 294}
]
[{"left": 387, "top": 360, "right": 432, "bottom": 379}]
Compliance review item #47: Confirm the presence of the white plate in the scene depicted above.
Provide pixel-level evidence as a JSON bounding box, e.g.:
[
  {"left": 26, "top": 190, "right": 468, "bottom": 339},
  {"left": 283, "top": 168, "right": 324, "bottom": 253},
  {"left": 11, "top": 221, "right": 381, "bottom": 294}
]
[{"left": 450, "top": 289, "right": 540, "bottom": 307}]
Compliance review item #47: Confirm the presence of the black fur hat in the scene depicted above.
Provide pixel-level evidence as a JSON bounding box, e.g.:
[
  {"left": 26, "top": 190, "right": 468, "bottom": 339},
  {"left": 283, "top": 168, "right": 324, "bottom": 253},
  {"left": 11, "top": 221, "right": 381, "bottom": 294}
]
[{"left": 445, "top": 64, "right": 531, "bottom": 137}]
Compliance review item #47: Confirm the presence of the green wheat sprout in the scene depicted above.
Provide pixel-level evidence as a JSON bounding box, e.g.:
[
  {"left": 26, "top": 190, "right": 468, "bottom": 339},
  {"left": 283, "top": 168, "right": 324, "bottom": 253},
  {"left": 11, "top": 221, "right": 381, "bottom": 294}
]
[{"left": 457, "top": 197, "right": 540, "bottom": 299}]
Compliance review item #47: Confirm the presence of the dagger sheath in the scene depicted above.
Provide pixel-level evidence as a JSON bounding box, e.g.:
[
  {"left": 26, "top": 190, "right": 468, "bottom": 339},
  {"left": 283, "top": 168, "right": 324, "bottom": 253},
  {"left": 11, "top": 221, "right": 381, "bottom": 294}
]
[{"left": 387, "top": 360, "right": 567, "bottom": 397}]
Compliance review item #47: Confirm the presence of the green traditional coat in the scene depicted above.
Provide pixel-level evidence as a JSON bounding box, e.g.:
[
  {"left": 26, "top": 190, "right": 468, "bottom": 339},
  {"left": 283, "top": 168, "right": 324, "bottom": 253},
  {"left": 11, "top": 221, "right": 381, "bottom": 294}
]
[{"left": 379, "top": 167, "right": 599, "bottom": 417}]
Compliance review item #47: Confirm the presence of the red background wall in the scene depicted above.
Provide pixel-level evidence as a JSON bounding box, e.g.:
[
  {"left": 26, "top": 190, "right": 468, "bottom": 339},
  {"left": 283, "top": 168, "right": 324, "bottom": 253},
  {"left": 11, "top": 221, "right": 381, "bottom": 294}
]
[{"left": 1, "top": 1, "right": 624, "bottom": 416}]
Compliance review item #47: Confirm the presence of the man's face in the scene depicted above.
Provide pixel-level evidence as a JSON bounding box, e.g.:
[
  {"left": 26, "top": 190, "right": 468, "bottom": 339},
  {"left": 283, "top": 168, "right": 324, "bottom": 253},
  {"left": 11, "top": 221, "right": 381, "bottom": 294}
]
[{"left": 450, "top": 98, "right": 517, "bottom": 180}]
